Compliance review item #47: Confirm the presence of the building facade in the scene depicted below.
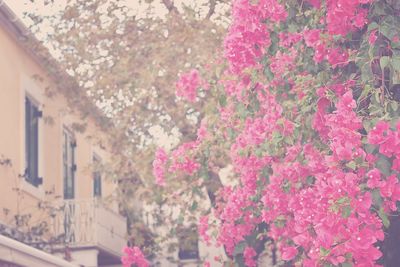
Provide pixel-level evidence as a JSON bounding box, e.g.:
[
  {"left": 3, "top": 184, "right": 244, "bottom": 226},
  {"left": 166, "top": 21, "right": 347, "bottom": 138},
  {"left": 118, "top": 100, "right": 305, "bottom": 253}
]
[{"left": 0, "top": 2, "right": 126, "bottom": 266}]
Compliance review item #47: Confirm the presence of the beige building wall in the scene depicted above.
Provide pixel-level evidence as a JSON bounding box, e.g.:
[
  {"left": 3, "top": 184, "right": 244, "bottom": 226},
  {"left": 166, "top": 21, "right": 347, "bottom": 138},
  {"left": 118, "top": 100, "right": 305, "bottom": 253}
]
[
  {"left": 0, "top": 21, "right": 116, "bottom": 223},
  {"left": 0, "top": 7, "right": 125, "bottom": 266}
]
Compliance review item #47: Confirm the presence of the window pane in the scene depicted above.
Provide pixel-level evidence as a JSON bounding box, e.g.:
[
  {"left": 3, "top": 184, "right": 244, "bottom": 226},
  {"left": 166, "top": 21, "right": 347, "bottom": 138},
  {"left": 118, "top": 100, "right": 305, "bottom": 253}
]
[
  {"left": 178, "top": 226, "right": 199, "bottom": 260},
  {"left": 63, "top": 131, "right": 75, "bottom": 199},
  {"left": 93, "top": 155, "right": 102, "bottom": 197},
  {"left": 25, "top": 97, "right": 39, "bottom": 186}
]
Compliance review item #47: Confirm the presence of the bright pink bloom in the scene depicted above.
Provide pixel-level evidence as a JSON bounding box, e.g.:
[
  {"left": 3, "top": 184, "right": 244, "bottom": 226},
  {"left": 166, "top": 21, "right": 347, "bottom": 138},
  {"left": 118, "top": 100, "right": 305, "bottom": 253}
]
[
  {"left": 306, "top": 0, "right": 321, "bottom": 8},
  {"left": 369, "top": 30, "right": 378, "bottom": 45},
  {"left": 176, "top": 69, "right": 204, "bottom": 102},
  {"left": 198, "top": 216, "right": 211, "bottom": 245},
  {"left": 168, "top": 142, "right": 200, "bottom": 175},
  {"left": 224, "top": 0, "right": 287, "bottom": 74},
  {"left": 121, "top": 246, "right": 149, "bottom": 267},
  {"left": 153, "top": 148, "right": 168, "bottom": 186},
  {"left": 243, "top": 247, "right": 257, "bottom": 267},
  {"left": 281, "top": 246, "right": 298, "bottom": 261}
]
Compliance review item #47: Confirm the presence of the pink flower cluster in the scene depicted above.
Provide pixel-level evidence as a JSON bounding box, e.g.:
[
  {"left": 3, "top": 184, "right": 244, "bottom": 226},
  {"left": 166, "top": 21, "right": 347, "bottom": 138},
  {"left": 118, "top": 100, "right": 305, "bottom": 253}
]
[
  {"left": 121, "top": 246, "right": 149, "bottom": 267},
  {"left": 156, "top": 0, "right": 400, "bottom": 266},
  {"left": 198, "top": 215, "right": 211, "bottom": 245},
  {"left": 168, "top": 141, "right": 200, "bottom": 175},
  {"left": 243, "top": 247, "right": 257, "bottom": 267},
  {"left": 326, "top": 0, "right": 371, "bottom": 36},
  {"left": 153, "top": 141, "right": 201, "bottom": 186},
  {"left": 224, "top": 0, "right": 287, "bottom": 74},
  {"left": 153, "top": 148, "right": 168, "bottom": 186},
  {"left": 303, "top": 29, "right": 349, "bottom": 67},
  {"left": 176, "top": 69, "right": 206, "bottom": 102}
]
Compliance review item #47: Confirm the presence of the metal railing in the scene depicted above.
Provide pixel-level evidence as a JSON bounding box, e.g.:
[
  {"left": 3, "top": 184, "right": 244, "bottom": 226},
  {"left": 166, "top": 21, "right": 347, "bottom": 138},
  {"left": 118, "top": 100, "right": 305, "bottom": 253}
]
[{"left": 50, "top": 198, "right": 126, "bottom": 255}]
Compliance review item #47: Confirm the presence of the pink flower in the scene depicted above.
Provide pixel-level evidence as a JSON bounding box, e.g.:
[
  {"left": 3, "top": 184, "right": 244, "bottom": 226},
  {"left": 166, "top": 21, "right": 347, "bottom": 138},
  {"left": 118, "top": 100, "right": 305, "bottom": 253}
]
[
  {"left": 121, "top": 246, "right": 149, "bottom": 267},
  {"left": 198, "top": 216, "right": 211, "bottom": 246},
  {"left": 306, "top": 0, "right": 321, "bottom": 8},
  {"left": 224, "top": 0, "right": 287, "bottom": 74},
  {"left": 176, "top": 69, "right": 204, "bottom": 102},
  {"left": 197, "top": 119, "right": 208, "bottom": 142},
  {"left": 303, "top": 29, "right": 321, "bottom": 48},
  {"left": 380, "top": 175, "right": 400, "bottom": 200},
  {"left": 366, "top": 168, "right": 383, "bottom": 189},
  {"left": 281, "top": 246, "right": 298, "bottom": 261},
  {"left": 326, "top": 47, "right": 349, "bottom": 67},
  {"left": 243, "top": 247, "right": 257, "bottom": 267},
  {"left": 369, "top": 30, "right": 378, "bottom": 45},
  {"left": 153, "top": 148, "right": 168, "bottom": 186},
  {"left": 368, "top": 121, "right": 390, "bottom": 145},
  {"left": 168, "top": 142, "right": 200, "bottom": 175}
]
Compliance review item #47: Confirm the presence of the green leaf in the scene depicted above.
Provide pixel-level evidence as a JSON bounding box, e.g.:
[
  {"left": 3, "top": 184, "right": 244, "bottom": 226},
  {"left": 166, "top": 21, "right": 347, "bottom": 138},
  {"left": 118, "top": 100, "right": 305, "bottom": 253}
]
[
  {"left": 237, "top": 103, "right": 249, "bottom": 119},
  {"left": 306, "top": 176, "right": 315, "bottom": 185},
  {"left": 342, "top": 205, "right": 352, "bottom": 218},
  {"left": 177, "top": 214, "right": 184, "bottom": 224},
  {"left": 367, "top": 22, "right": 379, "bottom": 31},
  {"left": 380, "top": 24, "right": 395, "bottom": 39},
  {"left": 320, "top": 247, "right": 331, "bottom": 257},
  {"left": 346, "top": 161, "right": 357, "bottom": 170},
  {"left": 233, "top": 241, "right": 246, "bottom": 256},
  {"left": 378, "top": 207, "right": 390, "bottom": 228},
  {"left": 392, "top": 57, "right": 400, "bottom": 72},
  {"left": 380, "top": 56, "right": 390, "bottom": 69},
  {"left": 341, "top": 263, "right": 353, "bottom": 267},
  {"left": 376, "top": 154, "right": 392, "bottom": 176},
  {"left": 358, "top": 85, "right": 372, "bottom": 101},
  {"left": 337, "top": 196, "right": 349, "bottom": 204},
  {"left": 190, "top": 201, "right": 198, "bottom": 211},
  {"left": 360, "top": 61, "right": 373, "bottom": 83},
  {"left": 372, "top": 189, "right": 383, "bottom": 206},
  {"left": 390, "top": 101, "right": 398, "bottom": 113},
  {"left": 219, "top": 94, "right": 227, "bottom": 107}
]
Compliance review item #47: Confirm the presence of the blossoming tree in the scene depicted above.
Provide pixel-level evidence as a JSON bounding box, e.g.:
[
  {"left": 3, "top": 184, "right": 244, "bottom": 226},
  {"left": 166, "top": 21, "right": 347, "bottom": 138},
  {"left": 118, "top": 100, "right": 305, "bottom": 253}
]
[{"left": 127, "top": 0, "right": 400, "bottom": 266}]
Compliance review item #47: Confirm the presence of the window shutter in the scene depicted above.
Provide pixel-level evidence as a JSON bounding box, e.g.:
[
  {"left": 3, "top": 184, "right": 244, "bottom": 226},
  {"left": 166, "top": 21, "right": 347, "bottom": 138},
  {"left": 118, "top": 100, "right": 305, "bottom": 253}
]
[
  {"left": 35, "top": 177, "right": 43, "bottom": 186},
  {"left": 34, "top": 109, "right": 43, "bottom": 118}
]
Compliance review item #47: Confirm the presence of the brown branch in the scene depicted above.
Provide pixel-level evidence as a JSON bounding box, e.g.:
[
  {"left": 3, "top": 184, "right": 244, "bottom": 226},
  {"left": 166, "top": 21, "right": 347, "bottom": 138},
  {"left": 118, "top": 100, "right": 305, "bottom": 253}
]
[
  {"left": 162, "top": 0, "right": 179, "bottom": 14},
  {"left": 205, "top": 0, "right": 217, "bottom": 20},
  {"left": 203, "top": 170, "right": 223, "bottom": 208}
]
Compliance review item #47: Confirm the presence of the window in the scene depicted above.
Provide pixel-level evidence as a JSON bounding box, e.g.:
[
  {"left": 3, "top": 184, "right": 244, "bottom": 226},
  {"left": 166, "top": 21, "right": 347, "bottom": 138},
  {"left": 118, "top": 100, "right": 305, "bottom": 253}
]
[
  {"left": 25, "top": 96, "right": 42, "bottom": 186},
  {"left": 93, "top": 154, "right": 102, "bottom": 197},
  {"left": 63, "top": 130, "right": 76, "bottom": 199},
  {"left": 178, "top": 225, "right": 199, "bottom": 260}
]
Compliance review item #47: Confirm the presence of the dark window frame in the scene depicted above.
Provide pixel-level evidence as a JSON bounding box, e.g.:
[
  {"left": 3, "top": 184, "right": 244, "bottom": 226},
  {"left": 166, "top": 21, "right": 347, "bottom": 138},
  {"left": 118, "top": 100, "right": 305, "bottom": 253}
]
[
  {"left": 25, "top": 96, "right": 42, "bottom": 187},
  {"left": 177, "top": 225, "right": 199, "bottom": 260},
  {"left": 93, "top": 154, "right": 102, "bottom": 197},
  {"left": 63, "top": 129, "right": 76, "bottom": 199}
]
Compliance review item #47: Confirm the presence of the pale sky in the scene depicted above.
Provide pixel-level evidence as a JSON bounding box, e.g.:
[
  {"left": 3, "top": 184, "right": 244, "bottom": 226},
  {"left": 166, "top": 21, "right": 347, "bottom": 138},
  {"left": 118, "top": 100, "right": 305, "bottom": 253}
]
[
  {"left": 3, "top": 0, "right": 224, "bottom": 151},
  {"left": 3, "top": 0, "right": 214, "bottom": 25}
]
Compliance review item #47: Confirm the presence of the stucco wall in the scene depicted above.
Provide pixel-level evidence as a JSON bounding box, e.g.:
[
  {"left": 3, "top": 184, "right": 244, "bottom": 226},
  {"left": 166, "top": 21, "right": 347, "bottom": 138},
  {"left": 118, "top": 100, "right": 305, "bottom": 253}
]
[{"left": 0, "top": 19, "right": 116, "bottom": 235}]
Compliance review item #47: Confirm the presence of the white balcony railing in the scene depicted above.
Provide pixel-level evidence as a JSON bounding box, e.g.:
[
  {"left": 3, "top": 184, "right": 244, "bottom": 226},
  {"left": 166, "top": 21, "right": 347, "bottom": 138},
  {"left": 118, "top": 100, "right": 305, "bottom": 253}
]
[{"left": 51, "top": 198, "right": 126, "bottom": 257}]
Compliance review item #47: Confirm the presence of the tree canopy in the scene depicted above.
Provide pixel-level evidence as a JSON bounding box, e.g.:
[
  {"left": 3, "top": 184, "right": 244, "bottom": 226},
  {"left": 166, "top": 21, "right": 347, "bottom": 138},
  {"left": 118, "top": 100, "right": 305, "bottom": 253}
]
[
  {"left": 26, "top": 0, "right": 230, "bottom": 256},
  {"left": 143, "top": 0, "right": 400, "bottom": 266}
]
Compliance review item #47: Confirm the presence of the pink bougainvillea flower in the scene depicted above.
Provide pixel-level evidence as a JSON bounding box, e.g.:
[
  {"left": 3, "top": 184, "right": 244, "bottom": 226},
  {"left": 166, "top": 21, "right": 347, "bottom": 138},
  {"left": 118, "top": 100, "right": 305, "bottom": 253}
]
[
  {"left": 306, "top": 0, "right": 321, "bottom": 8},
  {"left": 152, "top": 148, "right": 168, "bottom": 186},
  {"left": 243, "top": 246, "right": 257, "bottom": 267},
  {"left": 121, "top": 246, "right": 149, "bottom": 267},
  {"left": 369, "top": 29, "right": 378, "bottom": 45},
  {"left": 198, "top": 215, "right": 211, "bottom": 246},
  {"left": 281, "top": 246, "right": 298, "bottom": 261},
  {"left": 176, "top": 69, "right": 205, "bottom": 102}
]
